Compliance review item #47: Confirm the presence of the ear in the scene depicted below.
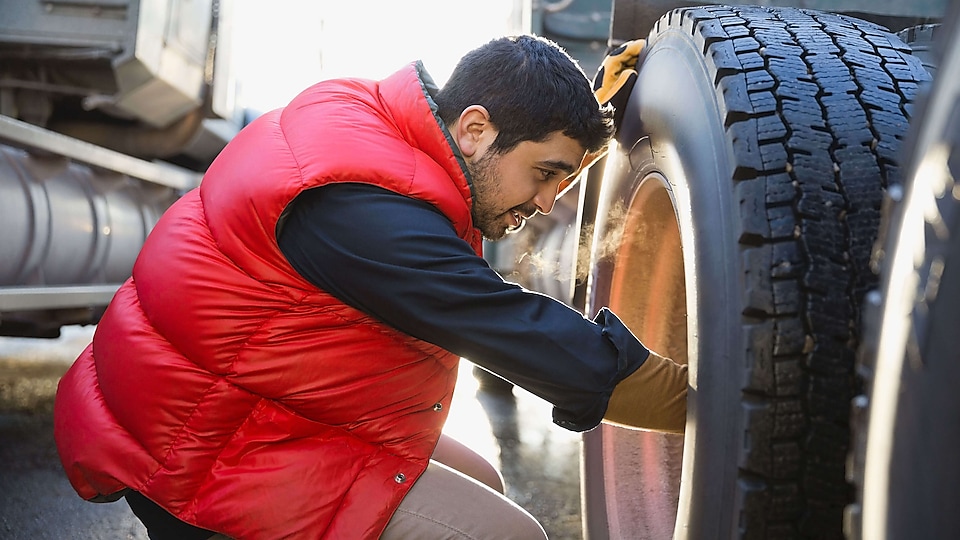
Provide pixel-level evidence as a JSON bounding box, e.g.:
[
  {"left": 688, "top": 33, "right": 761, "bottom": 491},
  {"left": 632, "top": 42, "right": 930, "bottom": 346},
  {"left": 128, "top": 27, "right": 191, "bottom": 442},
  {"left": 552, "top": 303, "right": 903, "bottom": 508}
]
[{"left": 453, "top": 105, "right": 497, "bottom": 158}]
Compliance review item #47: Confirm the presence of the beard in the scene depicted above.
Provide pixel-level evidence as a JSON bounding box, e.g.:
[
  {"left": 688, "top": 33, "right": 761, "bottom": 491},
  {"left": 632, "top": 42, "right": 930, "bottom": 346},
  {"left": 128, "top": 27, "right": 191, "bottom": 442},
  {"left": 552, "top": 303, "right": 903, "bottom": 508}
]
[{"left": 468, "top": 151, "right": 525, "bottom": 241}]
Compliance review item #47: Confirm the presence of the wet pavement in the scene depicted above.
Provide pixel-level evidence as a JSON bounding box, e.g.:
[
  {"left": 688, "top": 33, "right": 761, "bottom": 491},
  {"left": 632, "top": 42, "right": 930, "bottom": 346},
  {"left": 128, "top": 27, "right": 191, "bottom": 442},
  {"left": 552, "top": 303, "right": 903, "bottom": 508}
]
[{"left": 0, "top": 327, "right": 583, "bottom": 539}]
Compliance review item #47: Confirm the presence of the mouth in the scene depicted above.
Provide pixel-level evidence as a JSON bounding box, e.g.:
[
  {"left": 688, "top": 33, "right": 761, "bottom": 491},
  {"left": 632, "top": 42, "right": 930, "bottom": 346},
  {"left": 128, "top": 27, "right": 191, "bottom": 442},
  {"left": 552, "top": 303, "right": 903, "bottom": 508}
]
[
  {"left": 506, "top": 206, "right": 537, "bottom": 234},
  {"left": 508, "top": 209, "right": 523, "bottom": 230}
]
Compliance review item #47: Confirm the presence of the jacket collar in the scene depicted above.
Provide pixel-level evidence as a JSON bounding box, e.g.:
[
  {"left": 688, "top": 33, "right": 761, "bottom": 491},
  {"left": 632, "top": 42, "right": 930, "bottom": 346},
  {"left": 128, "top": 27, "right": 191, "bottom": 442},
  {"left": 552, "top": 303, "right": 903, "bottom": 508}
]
[{"left": 378, "top": 62, "right": 482, "bottom": 252}]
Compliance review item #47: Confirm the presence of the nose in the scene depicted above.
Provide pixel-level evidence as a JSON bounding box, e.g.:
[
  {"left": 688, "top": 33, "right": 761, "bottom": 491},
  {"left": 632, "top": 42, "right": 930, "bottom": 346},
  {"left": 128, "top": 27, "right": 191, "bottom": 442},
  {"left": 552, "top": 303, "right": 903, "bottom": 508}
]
[{"left": 532, "top": 180, "right": 562, "bottom": 215}]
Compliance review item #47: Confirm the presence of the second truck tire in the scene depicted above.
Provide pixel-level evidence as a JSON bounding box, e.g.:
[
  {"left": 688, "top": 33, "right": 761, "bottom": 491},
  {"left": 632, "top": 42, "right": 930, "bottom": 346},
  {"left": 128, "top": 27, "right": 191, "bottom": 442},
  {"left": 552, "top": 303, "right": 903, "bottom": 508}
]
[{"left": 849, "top": 2, "right": 960, "bottom": 538}]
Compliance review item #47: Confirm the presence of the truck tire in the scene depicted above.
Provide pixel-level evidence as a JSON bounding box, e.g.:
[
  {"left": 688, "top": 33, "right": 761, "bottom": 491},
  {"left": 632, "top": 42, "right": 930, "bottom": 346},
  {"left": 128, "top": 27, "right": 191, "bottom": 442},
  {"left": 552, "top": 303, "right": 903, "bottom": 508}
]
[
  {"left": 849, "top": 4, "right": 960, "bottom": 539},
  {"left": 580, "top": 5, "right": 929, "bottom": 539}
]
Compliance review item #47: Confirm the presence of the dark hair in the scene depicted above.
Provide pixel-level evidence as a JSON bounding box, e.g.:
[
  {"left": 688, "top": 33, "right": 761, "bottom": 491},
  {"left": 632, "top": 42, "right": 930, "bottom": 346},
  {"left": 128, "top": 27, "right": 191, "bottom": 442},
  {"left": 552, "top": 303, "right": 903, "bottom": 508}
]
[{"left": 435, "top": 35, "right": 614, "bottom": 154}]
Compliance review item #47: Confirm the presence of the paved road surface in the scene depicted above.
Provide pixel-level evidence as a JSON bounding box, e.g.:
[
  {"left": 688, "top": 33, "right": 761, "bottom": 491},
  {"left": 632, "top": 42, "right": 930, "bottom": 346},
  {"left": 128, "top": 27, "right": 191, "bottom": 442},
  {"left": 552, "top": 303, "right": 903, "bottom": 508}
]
[{"left": 0, "top": 327, "right": 583, "bottom": 539}]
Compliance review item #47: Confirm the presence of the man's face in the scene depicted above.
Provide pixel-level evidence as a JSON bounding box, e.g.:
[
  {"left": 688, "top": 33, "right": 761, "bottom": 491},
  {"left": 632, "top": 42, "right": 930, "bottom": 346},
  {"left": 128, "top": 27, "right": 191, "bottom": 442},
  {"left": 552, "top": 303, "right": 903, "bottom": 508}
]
[{"left": 467, "top": 131, "right": 586, "bottom": 241}]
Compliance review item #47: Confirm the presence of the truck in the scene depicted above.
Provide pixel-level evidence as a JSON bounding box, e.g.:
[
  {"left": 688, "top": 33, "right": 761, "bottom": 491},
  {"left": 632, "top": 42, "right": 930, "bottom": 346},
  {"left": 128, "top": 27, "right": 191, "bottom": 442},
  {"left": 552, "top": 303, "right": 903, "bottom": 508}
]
[
  {"left": 0, "top": 0, "right": 242, "bottom": 338},
  {"left": 513, "top": 0, "right": 957, "bottom": 538}
]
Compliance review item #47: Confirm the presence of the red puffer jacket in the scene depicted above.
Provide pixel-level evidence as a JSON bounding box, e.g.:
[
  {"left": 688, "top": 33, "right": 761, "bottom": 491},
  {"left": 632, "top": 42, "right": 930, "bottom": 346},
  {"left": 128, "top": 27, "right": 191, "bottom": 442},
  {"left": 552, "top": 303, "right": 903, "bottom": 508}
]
[{"left": 54, "top": 62, "right": 482, "bottom": 539}]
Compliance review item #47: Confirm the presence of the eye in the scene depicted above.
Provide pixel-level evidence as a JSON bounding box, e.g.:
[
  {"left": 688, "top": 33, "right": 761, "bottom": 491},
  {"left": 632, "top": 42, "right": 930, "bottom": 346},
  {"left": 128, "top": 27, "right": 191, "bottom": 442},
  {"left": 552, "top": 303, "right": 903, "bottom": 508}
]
[{"left": 539, "top": 168, "right": 557, "bottom": 181}]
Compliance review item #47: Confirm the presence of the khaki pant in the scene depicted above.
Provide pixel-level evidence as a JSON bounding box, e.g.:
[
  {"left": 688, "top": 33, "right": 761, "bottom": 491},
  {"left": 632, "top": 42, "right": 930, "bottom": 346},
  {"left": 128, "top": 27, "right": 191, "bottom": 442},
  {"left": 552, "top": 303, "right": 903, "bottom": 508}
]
[
  {"left": 380, "top": 435, "right": 548, "bottom": 539},
  {"left": 205, "top": 435, "right": 545, "bottom": 540}
]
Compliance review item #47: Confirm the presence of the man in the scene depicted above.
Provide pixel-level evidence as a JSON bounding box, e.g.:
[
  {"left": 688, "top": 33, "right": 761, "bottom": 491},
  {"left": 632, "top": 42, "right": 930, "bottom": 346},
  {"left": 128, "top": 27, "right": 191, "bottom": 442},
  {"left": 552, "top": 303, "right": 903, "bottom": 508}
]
[{"left": 54, "top": 35, "right": 685, "bottom": 539}]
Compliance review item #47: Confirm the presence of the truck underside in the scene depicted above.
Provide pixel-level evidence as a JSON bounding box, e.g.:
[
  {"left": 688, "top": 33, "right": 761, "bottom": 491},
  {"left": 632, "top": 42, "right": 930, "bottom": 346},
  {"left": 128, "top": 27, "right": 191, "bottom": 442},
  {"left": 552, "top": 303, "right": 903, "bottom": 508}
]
[{"left": 0, "top": 0, "right": 240, "bottom": 337}]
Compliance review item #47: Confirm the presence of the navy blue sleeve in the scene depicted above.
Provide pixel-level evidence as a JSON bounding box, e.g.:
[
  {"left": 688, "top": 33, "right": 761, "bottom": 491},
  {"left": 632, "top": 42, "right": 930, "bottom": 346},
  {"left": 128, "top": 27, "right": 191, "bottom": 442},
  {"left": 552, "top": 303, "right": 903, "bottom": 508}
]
[{"left": 276, "top": 183, "right": 649, "bottom": 431}]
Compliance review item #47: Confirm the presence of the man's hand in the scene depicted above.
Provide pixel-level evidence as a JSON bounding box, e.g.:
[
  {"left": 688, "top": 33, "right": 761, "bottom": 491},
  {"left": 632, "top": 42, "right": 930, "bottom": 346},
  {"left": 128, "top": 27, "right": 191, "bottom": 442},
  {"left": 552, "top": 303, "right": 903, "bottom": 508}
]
[
  {"left": 557, "top": 39, "right": 647, "bottom": 198},
  {"left": 594, "top": 38, "right": 646, "bottom": 135},
  {"left": 604, "top": 350, "right": 687, "bottom": 433},
  {"left": 593, "top": 39, "right": 645, "bottom": 107}
]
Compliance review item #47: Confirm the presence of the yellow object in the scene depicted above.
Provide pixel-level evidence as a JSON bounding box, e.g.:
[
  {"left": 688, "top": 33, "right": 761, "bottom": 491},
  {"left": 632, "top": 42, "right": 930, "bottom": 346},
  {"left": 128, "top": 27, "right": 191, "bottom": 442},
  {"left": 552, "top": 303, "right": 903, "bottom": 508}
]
[
  {"left": 604, "top": 350, "right": 688, "bottom": 433},
  {"left": 593, "top": 39, "right": 646, "bottom": 105},
  {"left": 559, "top": 39, "right": 647, "bottom": 196}
]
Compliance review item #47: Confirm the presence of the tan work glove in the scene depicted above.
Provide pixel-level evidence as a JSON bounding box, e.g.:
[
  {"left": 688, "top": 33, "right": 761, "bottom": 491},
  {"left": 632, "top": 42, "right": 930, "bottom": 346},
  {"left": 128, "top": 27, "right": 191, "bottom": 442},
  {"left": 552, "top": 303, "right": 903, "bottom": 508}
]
[
  {"left": 604, "top": 351, "right": 688, "bottom": 433},
  {"left": 558, "top": 38, "right": 647, "bottom": 198},
  {"left": 593, "top": 39, "right": 645, "bottom": 107}
]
